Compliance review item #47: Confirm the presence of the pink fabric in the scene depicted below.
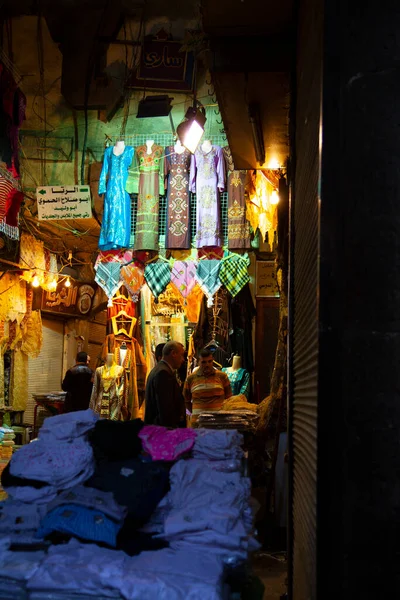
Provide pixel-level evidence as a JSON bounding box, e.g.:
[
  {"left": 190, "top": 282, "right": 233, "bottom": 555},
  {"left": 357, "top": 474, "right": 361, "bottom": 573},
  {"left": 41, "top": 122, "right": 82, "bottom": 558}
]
[
  {"left": 94, "top": 249, "right": 134, "bottom": 270},
  {"left": 170, "top": 261, "right": 197, "bottom": 299},
  {"left": 139, "top": 426, "right": 197, "bottom": 461}
]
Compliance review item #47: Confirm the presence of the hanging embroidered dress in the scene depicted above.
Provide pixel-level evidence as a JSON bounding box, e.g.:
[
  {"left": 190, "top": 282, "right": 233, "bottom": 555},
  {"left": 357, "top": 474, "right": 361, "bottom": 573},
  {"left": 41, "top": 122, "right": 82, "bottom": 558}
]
[
  {"left": 223, "top": 146, "right": 251, "bottom": 249},
  {"left": 164, "top": 146, "right": 191, "bottom": 249},
  {"left": 133, "top": 144, "right": 164, "bottom": 251},
  {"left": 98, "top": 146, "right": 134, "bottom": 251},
  {"left": 190, "top": 145, "right": 225, "bottom": 248}
]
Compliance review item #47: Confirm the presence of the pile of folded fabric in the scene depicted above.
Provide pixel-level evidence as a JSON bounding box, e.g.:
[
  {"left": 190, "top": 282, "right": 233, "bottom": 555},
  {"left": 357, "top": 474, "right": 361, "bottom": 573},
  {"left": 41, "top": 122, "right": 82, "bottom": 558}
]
[
  {"left": 196, "top": 410, "right": 259, "bottom": 432},
  {"left": 0, "top": 410, "right": 259, "bottom": 600},
  {"left": 0, "top": 426, "right": 15, "bottom": 461}
]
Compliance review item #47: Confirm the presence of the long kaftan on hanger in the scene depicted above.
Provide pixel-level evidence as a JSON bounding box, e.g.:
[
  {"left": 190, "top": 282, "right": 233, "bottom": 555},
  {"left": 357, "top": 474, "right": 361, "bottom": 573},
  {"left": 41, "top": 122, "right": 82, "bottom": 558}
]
[
  {"left": 132, "top": 144, "right": 164, "bottom": 251},
  {"left": 222, "top": 146, "right": 251, "bottom": 249},
  {"left": 164, "top": 146, "right": 191, "bottom": 249},
  {"left": 189, "top": 145, "right": 225, "bottom": 248},
  {"left": 98, "top": 146, "right": 134, "bottom": 250}
]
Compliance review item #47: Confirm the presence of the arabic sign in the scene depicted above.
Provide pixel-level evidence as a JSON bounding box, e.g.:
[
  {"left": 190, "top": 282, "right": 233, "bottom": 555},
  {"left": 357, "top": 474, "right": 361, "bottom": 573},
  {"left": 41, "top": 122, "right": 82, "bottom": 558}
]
[
  {"left": 130, "top": 40, "right": 195, "bottom": 92},
  {"left": 42, "top": 282, "right": 96, "bottom": 316},
  {"left": 36, "top": 185, "right": 92, "bottom": 221},
  {"left": 256, "top": 261, "right": 280, "bottom": 297}
]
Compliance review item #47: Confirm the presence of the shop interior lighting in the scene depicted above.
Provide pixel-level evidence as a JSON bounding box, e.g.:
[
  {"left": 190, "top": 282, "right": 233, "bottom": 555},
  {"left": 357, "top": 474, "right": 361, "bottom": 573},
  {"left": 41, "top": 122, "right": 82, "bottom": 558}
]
[
  {"left": 49, "top": 279, "right": 58, "bottom": 290},
  {"left": 270, "top": 189, "right": 279, "bottom": 205},
  {"left": 248, "top": 102, "right": 265, "bottom": 165},
  {"left": 64, "top": 277, "right": 71, "bottom": 288},
  {"left": 32, "top": 274, "right": 40, "bottom": 288},
  {"left": 176, "top": 103, "right": 206, "bottom": 154}
]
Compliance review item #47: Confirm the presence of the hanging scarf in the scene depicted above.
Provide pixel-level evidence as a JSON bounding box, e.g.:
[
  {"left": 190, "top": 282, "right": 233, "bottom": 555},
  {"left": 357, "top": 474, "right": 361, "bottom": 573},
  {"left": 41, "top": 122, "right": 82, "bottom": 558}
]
[
  {"left": 195, "top": 259, "right": 222, "bottom": 307},
  {"left": 94, "top": 249, "right": 134, "bottom": 270},
  {"left": 95, "top": 262, "right": 123, "bottom": 306},
  {"left": 219, "top": 252, "right": 250, "bottom": 297},
  {"left": 144, "top": 262, "right": 171, "bottom": 302},
  {"left": 120, "top": 263, "right": 145, "bottom": 301},
  {"left": 170, "top": 261, "right": 197, "bottom": 299}
]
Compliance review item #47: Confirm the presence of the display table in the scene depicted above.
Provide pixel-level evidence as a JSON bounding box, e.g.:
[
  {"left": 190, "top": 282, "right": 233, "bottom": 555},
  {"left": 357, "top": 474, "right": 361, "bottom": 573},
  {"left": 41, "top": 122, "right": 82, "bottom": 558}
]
[{"left": 32, "top": 393, "right": 66, "bottom": 438}]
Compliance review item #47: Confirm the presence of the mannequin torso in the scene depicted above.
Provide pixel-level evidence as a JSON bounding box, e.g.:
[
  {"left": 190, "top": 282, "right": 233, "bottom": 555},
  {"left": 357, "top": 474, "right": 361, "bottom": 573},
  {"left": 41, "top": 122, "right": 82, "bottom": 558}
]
[
  {"left": 174, "top": 140, "right": 185, "bottom": 154},
  {"left": 201, "top": 139, "right": 212, "bottom": 154},
  {"left": 113, "top": 141, "right": 125, "bottom": 156},
  {"left": 226, "top": 355, "right": 242, "bottom": 372},
  {"left": 146, "top": 140, "right": 155, "bottom": 155}
]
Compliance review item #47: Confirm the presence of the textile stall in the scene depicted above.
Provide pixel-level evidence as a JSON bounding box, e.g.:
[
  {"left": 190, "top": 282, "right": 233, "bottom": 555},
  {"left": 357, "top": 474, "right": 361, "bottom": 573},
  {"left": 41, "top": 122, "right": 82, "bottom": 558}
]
[{"left": 0, "top": 409, "right": 263, "bottom": 599}]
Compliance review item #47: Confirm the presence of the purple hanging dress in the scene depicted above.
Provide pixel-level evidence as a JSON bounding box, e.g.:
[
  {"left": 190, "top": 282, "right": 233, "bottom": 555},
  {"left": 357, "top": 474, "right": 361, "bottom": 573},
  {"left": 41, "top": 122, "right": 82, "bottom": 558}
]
[{"left": 190, "top": 145, "right": 226, "bottom": 248}]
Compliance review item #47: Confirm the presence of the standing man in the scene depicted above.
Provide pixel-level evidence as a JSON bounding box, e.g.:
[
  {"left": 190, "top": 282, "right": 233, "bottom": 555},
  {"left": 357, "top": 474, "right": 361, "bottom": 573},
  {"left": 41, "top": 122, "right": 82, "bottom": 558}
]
[
  {"left": 145, "top": 341, "right": 186, "bottom": 428},
  {"left": 62, "top": 351, "right": 93, "bottom": 413},
  {"left": 184, "top": 348, "right": 232, "bottom": 427}
]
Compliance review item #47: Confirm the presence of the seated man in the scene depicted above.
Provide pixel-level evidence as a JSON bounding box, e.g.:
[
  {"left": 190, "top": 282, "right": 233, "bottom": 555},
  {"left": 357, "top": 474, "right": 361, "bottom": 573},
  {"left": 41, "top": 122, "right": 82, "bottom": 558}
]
[{"left": 184, "top": 348, "right": 232, "bottom": 427}]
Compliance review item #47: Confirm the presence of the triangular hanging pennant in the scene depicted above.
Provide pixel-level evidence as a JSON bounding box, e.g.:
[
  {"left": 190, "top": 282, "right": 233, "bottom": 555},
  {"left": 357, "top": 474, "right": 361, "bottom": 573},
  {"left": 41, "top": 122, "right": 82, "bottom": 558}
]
[
  {"left": 95, "top": 262, "right": 123, "bottom": 306},
  {"left": 171, "top": 261, "right": 197, "bottom": 299},
  {"left": 120, "top": 263, "right": 145, "bottom": 301},
  {"left": 194, "top": 259, "right": 222, "bottom": 307},
  {"left": 219, "top": 253, "right": 250, "bottom": 297},
  {"left": 144, "top": 262, "right": 171, "bottom": 301}
]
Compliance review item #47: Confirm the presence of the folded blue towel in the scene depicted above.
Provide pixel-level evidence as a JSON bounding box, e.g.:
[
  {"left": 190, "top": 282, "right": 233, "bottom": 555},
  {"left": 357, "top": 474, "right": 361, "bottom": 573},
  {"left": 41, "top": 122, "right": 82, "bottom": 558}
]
[{"left": 36, "top": 504, "right": 122, "bottom": 547}]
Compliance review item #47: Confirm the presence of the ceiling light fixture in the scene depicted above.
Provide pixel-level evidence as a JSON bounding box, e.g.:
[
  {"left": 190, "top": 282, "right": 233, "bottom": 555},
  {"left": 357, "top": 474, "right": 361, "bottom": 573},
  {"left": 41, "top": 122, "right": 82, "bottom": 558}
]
[
  {"left": 248, "top": 103, "right": 265, "bottom": 165},
  {"left": 176, "top": 102, "right": 206, "bottom": 154},
  {"left": 32, "top": 274, "right": 40, "bottom": 288},
  {"left": 64, "top": 277, "right": 71, "bottom": 288}
]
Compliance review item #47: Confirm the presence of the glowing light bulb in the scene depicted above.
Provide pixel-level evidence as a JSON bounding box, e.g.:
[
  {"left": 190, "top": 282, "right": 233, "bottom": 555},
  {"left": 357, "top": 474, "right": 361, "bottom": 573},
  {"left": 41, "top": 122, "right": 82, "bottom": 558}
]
[
  {"left": 64, "top": 277, "right": 71, "bottom": 288},
  {"left": 49, "top": 279, "right": 58, "bottom": 290},
  {"left": 270, "top": 190, "right": 279, "bottom": 205},
  {"left": 268, "top": 157, "right": 280, "bottom": 169},
  {"left": 32, "top": 275, "right": 40, "bottom": 288}
]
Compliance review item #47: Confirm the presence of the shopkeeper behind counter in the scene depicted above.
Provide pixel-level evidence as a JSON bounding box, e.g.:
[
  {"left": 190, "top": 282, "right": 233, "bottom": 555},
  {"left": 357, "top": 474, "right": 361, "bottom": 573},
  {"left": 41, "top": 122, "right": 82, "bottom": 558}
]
[{"left": 184, "top": 348, "right": 232, "bottom": 427}]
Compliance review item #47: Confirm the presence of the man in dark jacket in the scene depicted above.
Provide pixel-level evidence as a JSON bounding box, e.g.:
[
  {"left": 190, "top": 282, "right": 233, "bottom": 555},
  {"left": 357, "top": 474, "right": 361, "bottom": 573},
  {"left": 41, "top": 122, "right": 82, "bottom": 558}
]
[
  {"left": 144, "top": 341, "right": 186, "bottom": 428},
  {"left": 62, "top": 351, "right": 93, "bottom": 413}
]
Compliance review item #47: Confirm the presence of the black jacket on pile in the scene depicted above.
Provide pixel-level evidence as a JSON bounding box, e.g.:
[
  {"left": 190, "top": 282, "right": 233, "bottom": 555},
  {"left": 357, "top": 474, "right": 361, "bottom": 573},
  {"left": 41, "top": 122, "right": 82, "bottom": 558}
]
[
  {"left": 144, "top": 360, "right": 186, "bottom": 428},
  {"left": 62, "top": 363, "right": 93, "bottom": 413}
]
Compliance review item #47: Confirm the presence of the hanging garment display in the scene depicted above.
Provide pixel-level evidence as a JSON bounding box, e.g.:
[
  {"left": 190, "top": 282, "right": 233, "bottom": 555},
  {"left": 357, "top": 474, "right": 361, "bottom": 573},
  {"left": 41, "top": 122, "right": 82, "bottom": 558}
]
[
  {"left": 107, "top": 289, "right": 136, "bottom": 321},
  {"left": 132, "top": 143, "right": 164, "bottom": 251},
  {"left": 193, "top": 288, "right": 232, "bottom": 366},
  {"left": 120, "top": 263, "right": 145, "bottom": 302},
  {"left": 219, "top": 253, "right": 250, "bottom": 297},
  {"left": 101, "top": 334, "right": 147, "bottom": 417},
  {"left": 164, "top": 146, "right": 191, "bottom": 249},
  {"left": 20, "top": 310, "right": 42, "bottom": 359},
  {"left": 94, "top": 262, "right": 123, "bottom": 305},
  {"left": 194, "top": 259, "right": 222, "bottom": 307},
  {"left": 223, "top": 147, "right": 251, "bottom": 249},
  {"left": 94, "top": 249, "right": 134, "bottom": 270},
  {"left": 190, "top": 145, "right": 225, "bottom": 248},
  {"left": 89, "top": 363, "right": 124, "bottom": 420},
  {"left": 230, "top": 283, "right": 256, "bottom": 375},
  {"left": 221, "top": 367, "right": 250, "bottom": 398},
  {"left": 170, "top": 261, "right": 197, "bottom": 299},
  {"left": 0, "top": 174, "right": 22, "bottom": 240},
  {"left": 42, "top": 250, "right": 58, "bottom": 292},
  {"left": 19, "top": 232, "right": 46, "bottom": 287},
  {"left": 144, "top": 261, "right": 171, "bottom": 301},
  {"left": 0, "top": 273, "right": 26, "bottom": 324},
  {"left": 246, "top": 170, "right": 278, "bottom": 248},
  {"left": 98, "top": 145, "right": 134, "bottom": 250}
]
